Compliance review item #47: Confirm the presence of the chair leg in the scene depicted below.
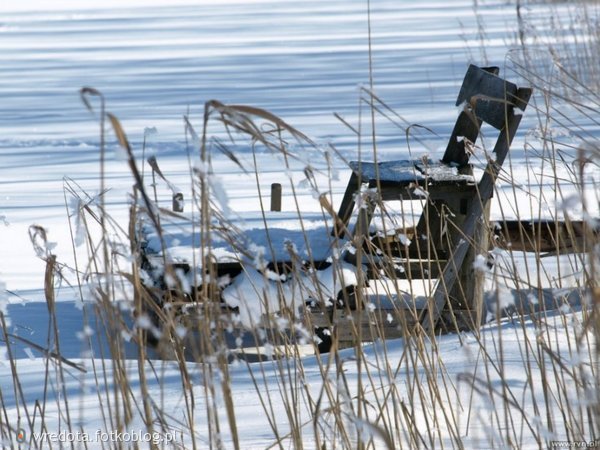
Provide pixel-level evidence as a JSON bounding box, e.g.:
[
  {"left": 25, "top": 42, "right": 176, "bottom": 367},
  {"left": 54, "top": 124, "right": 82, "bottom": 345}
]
[
  {"left": 333, "top": 172, "right": 359, "bottom": 238},
  {"left": 354, "top": 196, "right": 375, "bottom": 239}
]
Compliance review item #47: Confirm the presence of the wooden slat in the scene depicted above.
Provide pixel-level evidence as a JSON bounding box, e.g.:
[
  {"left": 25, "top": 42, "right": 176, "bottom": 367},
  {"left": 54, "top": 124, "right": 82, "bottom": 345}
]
[
  {"left": 455, "top": 64, "right": 520, "bottom": 130},
  {"left": 365, "top": 260, "right": 444, "bottom": 280},
  {"left": 494, "top": 220, "right": 597, "bottom": 253},
  {"left": 334, "top": 171, "right": 359, "bottom": 237},
  {"left": 442, "top": 111, "right": 481, "bottom": 167},
  {"left": 442, "top": 66, "right": 500, "bottom": 167},
  {"left": 310, "top": 294, "right": 422, "bottom": 345}
]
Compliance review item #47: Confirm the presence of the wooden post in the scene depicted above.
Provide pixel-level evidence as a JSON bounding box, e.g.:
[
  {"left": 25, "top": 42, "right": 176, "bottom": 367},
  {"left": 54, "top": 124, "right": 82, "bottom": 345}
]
[
  {"left": 270, "top": 183, "right": 282, "bottom": 212},
  {"left": 446, "top": 199, "right": 490, "bottom": 331},
  {"left": 173, "top": 193, "right": 184, "bottom": 212}
]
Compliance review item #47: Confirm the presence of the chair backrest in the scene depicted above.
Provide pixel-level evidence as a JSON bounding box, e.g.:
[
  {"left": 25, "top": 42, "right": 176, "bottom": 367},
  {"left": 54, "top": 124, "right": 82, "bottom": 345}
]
[
  {"left": 409, "top": 65, "right": 531, "bottom": 258},
  {"left": 442, "top": 65, "right": 527, "bottom": 168}
]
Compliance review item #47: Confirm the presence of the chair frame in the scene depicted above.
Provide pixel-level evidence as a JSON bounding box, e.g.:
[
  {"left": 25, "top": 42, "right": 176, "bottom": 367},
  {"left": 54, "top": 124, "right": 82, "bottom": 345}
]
[{"left": 335, "top": 65, "right": 532, "bottom": 330}]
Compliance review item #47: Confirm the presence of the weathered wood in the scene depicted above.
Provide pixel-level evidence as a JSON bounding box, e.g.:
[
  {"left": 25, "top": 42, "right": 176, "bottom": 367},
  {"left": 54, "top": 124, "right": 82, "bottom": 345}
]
[
  {"left": 348, "top": 160, "right": 424, "bottom": 184},
  {"left": 443, "top": 65, "right": 519, "bottom": 166},
  {"left": 336, "top": 160, "right": 478, "bottom": 238},
  {"left": 408, "top": 182, "right": 480, "bottom": 259},
  {"left": 442, "top": 111, "right": 481, "bottom": 167},
  {"left": 444, "top": 201, "right": 490, "bottom": 331},
  {"left": 335, "top": 66, "right": 532, "bottom": 336},
  {"left": 493, "top": 219, "right": 597, "bottom": 253},
  {"left": 454, "top": 64, "right": 519, "bottom": 130},
  {"left": 334, "top": 171, "right": 359, "bottom": 237},
  {"left": 348, "top": 159, "right": 476, "bottom": 185},
  {"left": 347, "top": 252, "right": 446, "bottom": 279},
  {"left": 425, "top": 86, "right": 532, "bottom": 330},
  {"left": 309, "top": 293, "right": 422, "bottom": 346}
]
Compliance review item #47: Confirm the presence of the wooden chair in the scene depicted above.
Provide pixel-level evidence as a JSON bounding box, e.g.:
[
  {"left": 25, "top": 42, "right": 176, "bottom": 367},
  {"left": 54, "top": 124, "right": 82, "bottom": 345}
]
[{"left": 335, "top": 64, "right": 532, "bottom": 330}]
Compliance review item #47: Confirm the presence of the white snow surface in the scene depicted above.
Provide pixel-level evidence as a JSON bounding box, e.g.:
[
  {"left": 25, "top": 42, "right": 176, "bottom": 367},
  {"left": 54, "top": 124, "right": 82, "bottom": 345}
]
[
  {"left": 221, "top": 260, "right": 358, "bottom": 328},
  {"left": 143, "top": 211, "right": 338, "bottom": 265},
  {"left": 1, "top": 0, "right": 599, "bottom": 448}
]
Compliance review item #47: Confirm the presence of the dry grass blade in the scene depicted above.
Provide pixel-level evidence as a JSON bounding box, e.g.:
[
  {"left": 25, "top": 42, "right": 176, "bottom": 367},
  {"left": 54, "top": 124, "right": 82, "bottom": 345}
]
[
  {"left": 184, "top": 114, "right": 200, "bottom": 143},
  {"left": 28, "top": 224, "right": 50, "bottom": 255},
  {"left": 205, "top": 99, "right": 316, "bottom": 153},
  {"left": 3, "top": 333, "right": 86, "bottom": 373},
  {"left": 44, "top": 254, "right": 56, "bottom": 315},
  {"left": 107, "top": 112, "right": 132, "bottom": 154},
  {"left": 80, "top": 86, "right": 104, "bottom": 114},
  {"left": 107, "top": 113, "right": 162, "bottom": 232},
  {"left": 147, "top": 155, "right": 180, "bottom": 194},
  {"left": 334, "top": 112, "right": 359, "bottom": 136},
  {"left": 211, "top": 100, "right": 313, "bottom": 142},
  {"left": 212, "top": 137, "right": 249, "bottom": 174}
]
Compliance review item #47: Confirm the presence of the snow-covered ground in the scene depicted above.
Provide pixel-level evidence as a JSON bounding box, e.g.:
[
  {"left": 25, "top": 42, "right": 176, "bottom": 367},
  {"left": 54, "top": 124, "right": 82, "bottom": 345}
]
[{"left": 1, "top": 0, "right": 599, "bottom": 448}]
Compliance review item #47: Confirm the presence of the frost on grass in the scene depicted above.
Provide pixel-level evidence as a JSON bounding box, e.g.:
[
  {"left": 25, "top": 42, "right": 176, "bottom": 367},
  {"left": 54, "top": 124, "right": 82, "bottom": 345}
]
[
  {"left": 249, "top": 243, "right": 267, "bottom": 271},
  {"left": 558, "top": 193, "right": 583, "bottom": 216},
  {"left": 120, "top": 329, "right": 132, "bottom": 342},
  {"left": 400, "top": 233, "right": 414, "bottom": 248},
  {"left": 208, "top": 173, "right": 231, "bottom": 217},
  {"left": 29, "top": 226, "right": 57, "bottom": 259},
  {"left": 175, "top": 325, "right": 187, "bottom": 339},
  {"left": 527, "top": 291, "right": 539, "bottom": 305},
  {"left": 559, "top": 303, "right": 571, "bottom": 314},
  {"left": 143, "top": 126, "right": 158, "bottom": 157},
  {"left": 68, "top": 197, "right": 86, "bottom": 247},
  {"left": 175, "top": 268, "right": 191, "bottom": 293},
  {"left": 473, "top": 254, "right": 489, "bottom": 272},
  {"left": 411, "top": 185, "right": 429, "bottom": 199},
  {"left": 135, "top": 314, "right": 161, "bottom": 339},
  {"left": 111, "top": 141, "right": 129, "bottom": 162},
  {"left": 76, "top": 325, "right": 94, "bottom": 341},
  {"left": 493, "top": 286, "right": 515, "bottom": 310}
]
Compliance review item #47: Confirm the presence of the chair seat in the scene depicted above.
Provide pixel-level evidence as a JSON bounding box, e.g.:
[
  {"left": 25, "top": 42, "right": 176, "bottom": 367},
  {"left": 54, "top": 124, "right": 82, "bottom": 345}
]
[{"left": 348, "top": 159, "right": 475, "bottom": 186}]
